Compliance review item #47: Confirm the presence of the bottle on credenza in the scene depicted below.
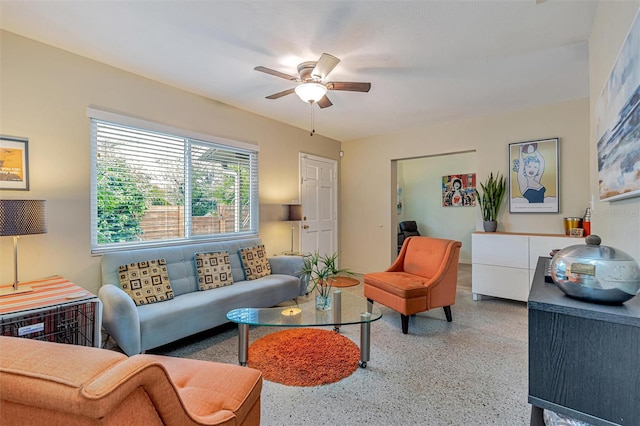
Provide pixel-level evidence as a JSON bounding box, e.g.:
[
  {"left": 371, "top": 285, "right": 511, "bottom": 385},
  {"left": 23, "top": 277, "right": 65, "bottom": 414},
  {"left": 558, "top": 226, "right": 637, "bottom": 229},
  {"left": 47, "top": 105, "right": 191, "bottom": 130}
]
[{"left": 583, "top": 207, "right": 591, "bottom": 237}]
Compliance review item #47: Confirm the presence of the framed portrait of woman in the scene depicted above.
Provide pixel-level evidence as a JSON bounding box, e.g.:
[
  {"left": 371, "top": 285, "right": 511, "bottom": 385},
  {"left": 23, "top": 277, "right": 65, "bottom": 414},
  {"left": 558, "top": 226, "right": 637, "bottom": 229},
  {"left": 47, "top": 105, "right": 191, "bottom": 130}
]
[{"left": 508, "top": 138, "right": 559, "bottom": 213}]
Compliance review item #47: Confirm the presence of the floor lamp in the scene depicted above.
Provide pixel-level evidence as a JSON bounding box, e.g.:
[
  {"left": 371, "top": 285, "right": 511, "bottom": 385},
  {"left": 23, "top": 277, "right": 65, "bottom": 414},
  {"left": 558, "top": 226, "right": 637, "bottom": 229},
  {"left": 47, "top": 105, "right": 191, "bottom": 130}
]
[
  {"left": 282, "top": 204, "right": 302, "bottom": 255},
  {"left": 0, "top": 199, "right": 47, "bottom": 296}
]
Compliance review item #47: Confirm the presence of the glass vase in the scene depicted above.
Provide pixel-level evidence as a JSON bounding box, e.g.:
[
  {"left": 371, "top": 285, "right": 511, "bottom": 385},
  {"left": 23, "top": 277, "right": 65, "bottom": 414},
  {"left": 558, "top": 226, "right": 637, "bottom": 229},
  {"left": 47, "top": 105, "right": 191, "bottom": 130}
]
[{"left": 315, "top": 293, "right": 331, "bottom": 311}]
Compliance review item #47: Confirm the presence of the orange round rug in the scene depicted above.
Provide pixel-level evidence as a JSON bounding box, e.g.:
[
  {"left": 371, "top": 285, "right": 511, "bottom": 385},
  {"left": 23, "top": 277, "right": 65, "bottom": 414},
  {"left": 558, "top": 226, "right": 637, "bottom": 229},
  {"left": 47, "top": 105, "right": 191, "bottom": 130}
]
[
  {"left": 332, "top": 276, "right": 360, "bottom": 288},
  {"left": 247, "top": 328, "right": 360, "bottom": 387}
]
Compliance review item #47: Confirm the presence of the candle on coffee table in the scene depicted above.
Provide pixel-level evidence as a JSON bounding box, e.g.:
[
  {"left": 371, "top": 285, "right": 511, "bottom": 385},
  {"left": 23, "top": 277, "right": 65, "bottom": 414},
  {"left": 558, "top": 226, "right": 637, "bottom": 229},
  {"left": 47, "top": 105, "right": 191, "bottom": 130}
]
[{"left": 281, "top": 307, "right": 302, "bottom": 324}]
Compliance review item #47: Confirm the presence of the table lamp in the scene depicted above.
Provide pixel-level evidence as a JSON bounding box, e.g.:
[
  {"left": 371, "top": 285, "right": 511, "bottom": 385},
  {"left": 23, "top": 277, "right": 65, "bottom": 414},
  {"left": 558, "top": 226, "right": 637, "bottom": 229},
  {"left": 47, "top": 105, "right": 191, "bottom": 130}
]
[
  {"left": 0, "top": 199, "right": 47, "bottom": 295},
  {"left": 282, "top": 204, "right": 302, "bottom": 255}
]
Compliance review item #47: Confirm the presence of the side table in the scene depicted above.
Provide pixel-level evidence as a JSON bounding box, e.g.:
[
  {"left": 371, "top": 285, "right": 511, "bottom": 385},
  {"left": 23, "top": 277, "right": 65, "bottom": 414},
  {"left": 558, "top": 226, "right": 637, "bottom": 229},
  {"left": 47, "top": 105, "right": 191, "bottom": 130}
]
[
  {"left": 0, "top": 276, "right": 101, "bottom": 347},
  {"left": 528, "top": 257, "right": 640, "bottom": 426}
]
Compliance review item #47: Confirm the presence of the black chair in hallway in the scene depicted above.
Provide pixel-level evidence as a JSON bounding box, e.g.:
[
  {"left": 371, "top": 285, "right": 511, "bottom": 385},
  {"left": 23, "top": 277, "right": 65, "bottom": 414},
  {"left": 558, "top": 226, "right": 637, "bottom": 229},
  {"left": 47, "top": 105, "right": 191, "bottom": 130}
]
[{"left": 397, "top": 220, "right": 420, "bottom": 254}]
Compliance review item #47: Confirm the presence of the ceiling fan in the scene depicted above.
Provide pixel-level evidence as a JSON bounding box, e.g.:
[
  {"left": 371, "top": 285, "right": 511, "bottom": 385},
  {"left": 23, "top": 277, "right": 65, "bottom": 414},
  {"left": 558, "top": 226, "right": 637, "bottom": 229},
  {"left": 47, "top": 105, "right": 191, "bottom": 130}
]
[{"left": 254, "top": 53, "right": 371, "bottom": 108}]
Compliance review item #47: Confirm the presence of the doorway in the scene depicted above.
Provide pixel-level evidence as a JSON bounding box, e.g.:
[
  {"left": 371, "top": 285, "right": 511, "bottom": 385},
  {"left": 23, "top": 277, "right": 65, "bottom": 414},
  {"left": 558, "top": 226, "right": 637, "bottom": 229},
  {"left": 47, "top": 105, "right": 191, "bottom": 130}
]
[
  {"left": 300, "top": 153, "right": 338, "bottom": 258},
  {"left": 394, "top": 150, "right": 476, "bottom": 264}
]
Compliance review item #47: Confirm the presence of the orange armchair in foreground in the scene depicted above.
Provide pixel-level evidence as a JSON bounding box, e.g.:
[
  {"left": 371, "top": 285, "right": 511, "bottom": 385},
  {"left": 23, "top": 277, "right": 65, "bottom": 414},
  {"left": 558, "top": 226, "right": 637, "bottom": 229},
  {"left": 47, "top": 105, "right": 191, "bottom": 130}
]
[
  {"left": 364, "top": 236, "right": 462, "bottom": 334},
  {"left": 0, "top": 336, "right": 262, "bottom": 425}
]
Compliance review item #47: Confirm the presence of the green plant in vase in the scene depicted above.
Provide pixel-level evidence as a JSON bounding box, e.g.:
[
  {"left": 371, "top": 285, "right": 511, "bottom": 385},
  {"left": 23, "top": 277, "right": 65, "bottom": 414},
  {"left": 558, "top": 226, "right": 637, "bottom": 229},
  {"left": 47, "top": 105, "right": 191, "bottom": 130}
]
[
  {"left": 476, "top": 172, "right": 506, "bottom": 232},
  {"left": 301, "top": 252, "right": 353, "bottom": 310}
]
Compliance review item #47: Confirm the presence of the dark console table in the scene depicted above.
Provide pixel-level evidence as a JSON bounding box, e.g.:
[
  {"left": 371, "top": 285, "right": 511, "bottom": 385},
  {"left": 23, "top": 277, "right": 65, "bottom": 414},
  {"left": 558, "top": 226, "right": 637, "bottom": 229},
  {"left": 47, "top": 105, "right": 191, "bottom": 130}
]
[{"left": 528, "top": 257, "right": 640, "bottom": 426}]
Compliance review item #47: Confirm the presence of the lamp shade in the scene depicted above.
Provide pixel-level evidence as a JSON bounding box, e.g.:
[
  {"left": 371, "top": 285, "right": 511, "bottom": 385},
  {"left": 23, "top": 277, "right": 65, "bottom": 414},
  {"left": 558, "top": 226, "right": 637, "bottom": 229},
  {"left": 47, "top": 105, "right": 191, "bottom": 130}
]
[
  {"left": 294, "top": 82, "right": 327, "bottom": 104},
  {"left": 0, "top": 200, "right": 47, "bottom": 236},
  {"left": 284, "top": 204, "right": 303, "bottom": 221}
]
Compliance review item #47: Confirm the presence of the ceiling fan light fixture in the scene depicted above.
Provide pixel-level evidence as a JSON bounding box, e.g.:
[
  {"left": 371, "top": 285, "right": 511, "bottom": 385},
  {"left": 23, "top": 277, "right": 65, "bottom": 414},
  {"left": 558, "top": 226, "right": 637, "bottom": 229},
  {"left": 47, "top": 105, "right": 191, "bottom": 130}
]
[{"left": 294, "top": 82, "right": 327, "bottom": 104}]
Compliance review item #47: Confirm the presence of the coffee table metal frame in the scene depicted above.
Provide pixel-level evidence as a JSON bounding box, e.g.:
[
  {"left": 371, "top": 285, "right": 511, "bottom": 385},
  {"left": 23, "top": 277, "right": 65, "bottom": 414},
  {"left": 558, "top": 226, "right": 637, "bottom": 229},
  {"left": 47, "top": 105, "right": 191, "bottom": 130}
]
[{"left": 226, "top": 289, "right": 382, "bottom": 368}]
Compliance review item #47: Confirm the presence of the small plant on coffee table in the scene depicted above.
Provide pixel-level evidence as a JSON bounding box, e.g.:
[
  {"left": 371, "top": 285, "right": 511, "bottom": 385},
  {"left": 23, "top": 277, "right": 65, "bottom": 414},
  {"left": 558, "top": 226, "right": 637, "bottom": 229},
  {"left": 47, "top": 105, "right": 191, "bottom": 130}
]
[{"left": 302, "top": 252, "right": 352, "bottom": 310}]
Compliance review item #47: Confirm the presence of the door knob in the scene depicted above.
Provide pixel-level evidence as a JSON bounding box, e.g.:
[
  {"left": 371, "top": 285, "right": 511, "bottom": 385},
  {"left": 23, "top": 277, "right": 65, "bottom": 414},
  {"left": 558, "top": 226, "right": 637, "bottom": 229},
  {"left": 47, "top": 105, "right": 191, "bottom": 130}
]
[{"left": 303, "top": 225, "right": 309, "bottom": 229}]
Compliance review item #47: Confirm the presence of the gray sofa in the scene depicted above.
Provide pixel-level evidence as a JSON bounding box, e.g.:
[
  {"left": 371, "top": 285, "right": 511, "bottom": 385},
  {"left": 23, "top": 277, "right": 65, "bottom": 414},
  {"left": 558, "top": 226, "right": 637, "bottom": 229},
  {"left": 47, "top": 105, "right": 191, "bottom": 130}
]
[{"left": 99, "top": 237, "right": 306, "bottom": 356}]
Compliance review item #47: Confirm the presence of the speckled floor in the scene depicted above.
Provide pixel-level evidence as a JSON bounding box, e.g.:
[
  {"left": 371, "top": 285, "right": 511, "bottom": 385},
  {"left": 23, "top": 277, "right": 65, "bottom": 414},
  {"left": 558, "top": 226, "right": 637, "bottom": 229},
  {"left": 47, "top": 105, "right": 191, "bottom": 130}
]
[{"left": 142, "top": 264, "right": 531, "bottom": 425}]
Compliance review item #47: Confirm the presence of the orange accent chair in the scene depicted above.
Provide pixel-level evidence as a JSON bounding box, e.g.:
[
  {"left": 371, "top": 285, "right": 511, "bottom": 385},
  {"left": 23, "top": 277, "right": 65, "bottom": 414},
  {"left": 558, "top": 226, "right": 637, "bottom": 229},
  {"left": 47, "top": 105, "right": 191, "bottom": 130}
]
[
  {"left": 364, "top": 236, "right": 462, "bottom": 334},
  {"left": 0, "top": 336, "right": 262, "bottom": 425}
]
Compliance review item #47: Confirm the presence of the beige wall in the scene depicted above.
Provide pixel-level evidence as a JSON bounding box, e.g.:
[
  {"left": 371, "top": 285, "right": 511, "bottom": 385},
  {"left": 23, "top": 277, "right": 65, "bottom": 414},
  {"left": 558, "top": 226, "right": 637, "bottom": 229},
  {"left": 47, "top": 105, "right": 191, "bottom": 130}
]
[
  {"left": 341, "top": 98, "right": 591, "bottom": 274},
  {"left": 0, "top": 31, "right": 340, "bottom": 294},
  {"left": 589, "top": 1, "right": 640, "bottom": 260}
]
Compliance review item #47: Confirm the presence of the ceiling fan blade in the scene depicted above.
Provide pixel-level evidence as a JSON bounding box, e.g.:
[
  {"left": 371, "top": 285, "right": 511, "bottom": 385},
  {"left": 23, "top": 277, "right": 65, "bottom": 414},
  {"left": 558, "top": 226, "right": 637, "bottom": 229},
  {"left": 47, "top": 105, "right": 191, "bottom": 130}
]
[
  {"left": 254, "top": 66, "right": 298, "bottom": 81},
  {"left": 327, "top": 82, "right": 371, "bottom": 92},
  {"left": 311, "top": 53, "right": 340, "bottom": 80},
  {"left": 265, "top": 88, "right": 296, "bottom": 99},
  {"left": 317, "top": 95, "right": 333, "bottom": 109}
]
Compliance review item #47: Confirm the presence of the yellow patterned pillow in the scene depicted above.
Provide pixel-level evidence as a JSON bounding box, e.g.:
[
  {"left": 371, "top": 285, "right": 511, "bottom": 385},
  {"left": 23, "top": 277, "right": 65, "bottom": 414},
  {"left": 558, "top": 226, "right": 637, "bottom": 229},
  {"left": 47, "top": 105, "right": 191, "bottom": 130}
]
[
  {"left": 239, "top": 245, "right": 272, "bottom": 280},
  {"left": 118, "top": 259, "right": 174, "bottom": 306},
  {"left": 195, "top": 251, "right": 233, "bottom": 290}
]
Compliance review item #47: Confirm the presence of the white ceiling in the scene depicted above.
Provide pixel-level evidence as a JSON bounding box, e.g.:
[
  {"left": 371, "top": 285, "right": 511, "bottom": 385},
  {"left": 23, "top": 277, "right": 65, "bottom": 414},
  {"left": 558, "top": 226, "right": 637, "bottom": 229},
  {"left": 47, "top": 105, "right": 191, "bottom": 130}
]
[{"left": 0, "top": 1, "right": 598, "bottom": 141}]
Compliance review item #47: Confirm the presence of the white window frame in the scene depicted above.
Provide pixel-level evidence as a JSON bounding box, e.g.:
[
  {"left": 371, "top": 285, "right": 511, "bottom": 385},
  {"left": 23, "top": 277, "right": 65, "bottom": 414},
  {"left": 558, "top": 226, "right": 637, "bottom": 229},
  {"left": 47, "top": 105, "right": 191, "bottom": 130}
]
[{"left": 88, "top": 107, "right": 259, "bottom": 254}]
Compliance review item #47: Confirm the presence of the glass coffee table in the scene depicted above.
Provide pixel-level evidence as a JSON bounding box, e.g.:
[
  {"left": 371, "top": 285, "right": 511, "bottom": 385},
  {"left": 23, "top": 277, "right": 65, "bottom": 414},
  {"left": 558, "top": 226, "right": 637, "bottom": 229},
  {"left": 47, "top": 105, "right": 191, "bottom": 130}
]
[{"left": 226, "top": 290, "right": 382, "bottom": 368}]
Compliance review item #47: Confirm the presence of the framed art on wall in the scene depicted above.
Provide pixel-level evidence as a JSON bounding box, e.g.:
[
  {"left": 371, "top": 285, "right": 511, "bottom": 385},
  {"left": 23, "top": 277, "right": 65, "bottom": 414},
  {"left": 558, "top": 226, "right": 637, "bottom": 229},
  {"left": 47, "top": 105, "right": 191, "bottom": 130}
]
[
  {"left": 508, "top": 138, "right": 559, "bottom": 213},
  {"left": 442, "top": 173, "right": 476, "bottom": 207},
  {"left": 595, "top": 10, "right": 640, "bottom": 202},
  {"left": 0, "top": 136, "right": 29, "bottom": 191}
]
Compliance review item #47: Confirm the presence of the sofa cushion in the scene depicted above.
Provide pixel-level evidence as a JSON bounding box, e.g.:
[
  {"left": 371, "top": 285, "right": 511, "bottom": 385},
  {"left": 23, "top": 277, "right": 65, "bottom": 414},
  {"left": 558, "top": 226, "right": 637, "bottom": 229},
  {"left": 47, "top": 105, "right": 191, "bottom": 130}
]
[
  {"left": 239, "top": 245, "right": 271, "bottom": 280},
  {"left": 143, "top": 354, "right": 262, "bottom": 422},
  {"left": 118, "top": 259, "right": 174, "bottom": 305},
  {"left": 195, "top": 251, "right": 233, "bottom": 290}
]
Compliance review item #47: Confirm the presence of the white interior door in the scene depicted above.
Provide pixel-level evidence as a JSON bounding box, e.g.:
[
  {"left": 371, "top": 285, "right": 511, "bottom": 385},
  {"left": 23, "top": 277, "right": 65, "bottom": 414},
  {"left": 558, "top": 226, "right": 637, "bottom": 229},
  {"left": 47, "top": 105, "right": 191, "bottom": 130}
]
[{"left": 300, "top": 154, "right": 337, "bottom": 259}]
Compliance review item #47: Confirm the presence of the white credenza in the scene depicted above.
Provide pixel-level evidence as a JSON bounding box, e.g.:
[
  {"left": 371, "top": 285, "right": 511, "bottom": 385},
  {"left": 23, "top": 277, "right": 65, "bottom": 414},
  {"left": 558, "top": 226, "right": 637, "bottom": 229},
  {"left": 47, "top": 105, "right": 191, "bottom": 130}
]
[{"left": 472, "top": 232, "right": 583, "bottom": 302}]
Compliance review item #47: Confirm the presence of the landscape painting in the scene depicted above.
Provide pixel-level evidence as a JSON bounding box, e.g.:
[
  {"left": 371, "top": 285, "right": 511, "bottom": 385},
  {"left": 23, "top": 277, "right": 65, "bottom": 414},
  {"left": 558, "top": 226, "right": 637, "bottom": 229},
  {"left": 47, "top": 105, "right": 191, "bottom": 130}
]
[{"left": 596, "top": 10, "right": 640, "bottom": 202}]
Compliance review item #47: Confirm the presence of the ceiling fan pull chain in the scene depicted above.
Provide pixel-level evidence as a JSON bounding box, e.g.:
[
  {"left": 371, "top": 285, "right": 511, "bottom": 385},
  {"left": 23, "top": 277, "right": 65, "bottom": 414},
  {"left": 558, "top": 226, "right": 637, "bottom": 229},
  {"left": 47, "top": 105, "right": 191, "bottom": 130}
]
[{"left": 310, "top": 103, "right": 315, "bottom": 136}]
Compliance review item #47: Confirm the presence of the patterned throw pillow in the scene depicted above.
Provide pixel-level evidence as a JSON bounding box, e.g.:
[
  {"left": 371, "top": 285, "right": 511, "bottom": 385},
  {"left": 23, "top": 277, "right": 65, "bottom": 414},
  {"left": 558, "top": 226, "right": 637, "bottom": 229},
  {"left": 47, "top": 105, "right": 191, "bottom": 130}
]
[
  {"left": 118, "top": 259, "right": 174, "bottom": 306},
  {"left": 239, "top": 245, "right": 272, "bottom": 280},
  {"left": 195, "top": 251, "right": 233, "bottom": 290}
]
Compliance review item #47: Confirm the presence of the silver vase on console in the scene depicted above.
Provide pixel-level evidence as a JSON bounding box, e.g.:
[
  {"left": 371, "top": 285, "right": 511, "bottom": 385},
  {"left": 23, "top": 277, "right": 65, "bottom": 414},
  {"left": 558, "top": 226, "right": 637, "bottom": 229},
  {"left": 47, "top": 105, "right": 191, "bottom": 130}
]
[{"left": 550, "top": 235, "right": 640, "bottom": 304}]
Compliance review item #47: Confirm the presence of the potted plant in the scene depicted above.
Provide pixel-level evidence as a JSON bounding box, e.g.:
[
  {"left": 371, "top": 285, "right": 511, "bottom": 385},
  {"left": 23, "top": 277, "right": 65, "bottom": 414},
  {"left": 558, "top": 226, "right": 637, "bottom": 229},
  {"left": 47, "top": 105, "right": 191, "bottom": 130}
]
[
  {"left": 302, "top": 252, "right": 353, "bottom": 310},
  {"left": 476, "top": 172, "right": 506, "bottom": 232}
]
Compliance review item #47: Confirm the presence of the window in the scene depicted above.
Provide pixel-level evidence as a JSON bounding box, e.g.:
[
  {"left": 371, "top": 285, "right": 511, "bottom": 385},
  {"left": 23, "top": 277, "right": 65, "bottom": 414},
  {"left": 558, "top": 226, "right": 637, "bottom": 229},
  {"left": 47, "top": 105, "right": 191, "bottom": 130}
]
[{"left": 89, "top": 109, "right": 258, "bottom": 253}]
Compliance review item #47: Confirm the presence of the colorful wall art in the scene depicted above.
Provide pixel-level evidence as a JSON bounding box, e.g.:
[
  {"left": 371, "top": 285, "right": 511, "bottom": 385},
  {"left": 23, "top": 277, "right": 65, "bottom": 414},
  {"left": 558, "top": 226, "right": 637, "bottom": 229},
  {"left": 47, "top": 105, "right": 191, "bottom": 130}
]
[{"left": 442, "top": 173, "right": 476, "bottom": 207}]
